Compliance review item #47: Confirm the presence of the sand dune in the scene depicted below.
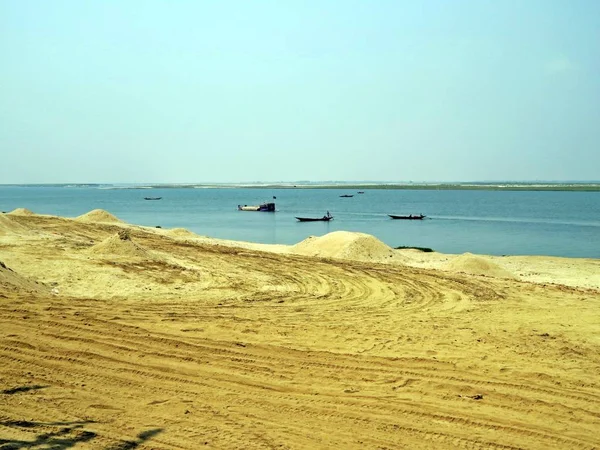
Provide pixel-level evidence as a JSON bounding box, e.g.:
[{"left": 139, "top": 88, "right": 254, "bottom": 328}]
[
  {"left": 0, "top": 260, "right": 48, "bottom": 295},
  {"left": 74, "top": 208, "right": 123, "bottom": 223},
  {"left": 444, "top": 252, "right": 517, "bottom": 279},
  {"left": 6, "top": 207, "right": 36, "bottom": 216},
  {"left": 0, "top": 214, "right": 29, "bottom": 235},
  {"left": 88, "top": 230, "right": 151, "bottom": 258},
  {"left": 163, "top": 227, "right": 201, "bottom": 238},
  {"left": 1, "top": 213, "right": 599, "bottom": 449},
  {"left": 292, "top": 230, "right": 403, "bottom": 262}
]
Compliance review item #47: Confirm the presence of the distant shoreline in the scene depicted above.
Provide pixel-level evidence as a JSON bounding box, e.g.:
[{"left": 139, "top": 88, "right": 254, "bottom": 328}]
[
  {"left": 2, "top": 182, "right": 600, "bottom": 192},
  {"left": 205, "top": 183, "right": 600, "bottom": 192}
]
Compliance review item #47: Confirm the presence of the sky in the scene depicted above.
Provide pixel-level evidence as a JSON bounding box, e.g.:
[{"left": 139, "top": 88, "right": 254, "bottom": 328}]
[{"left": 1, "top": 1, "right": 599, "bottom": 183}]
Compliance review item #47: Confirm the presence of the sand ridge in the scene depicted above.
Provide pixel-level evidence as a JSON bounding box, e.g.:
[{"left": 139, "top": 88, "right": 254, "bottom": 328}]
[{"left": 396, "top": 249, "right": 600, "bottom": 290}]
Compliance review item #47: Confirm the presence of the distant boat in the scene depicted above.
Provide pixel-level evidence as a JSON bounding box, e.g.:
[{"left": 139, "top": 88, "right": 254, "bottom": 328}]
[
  {"left": 388, "top": 214, "right": 426, "bottom": 220},
  {"left": 357, "top": 191, "right": 365, "bottom": 194},
  {"left": 144, "top": 197, "right": 162, "bottom": 200},
  {"left": 340, "top": 194, "right": 354, "bottom": 198},
  {"left": 238, "top": 202, "right": 276, "bottom": 212},
  {"left": 296, "top": 211, "right": 333, "bottom": 222}
]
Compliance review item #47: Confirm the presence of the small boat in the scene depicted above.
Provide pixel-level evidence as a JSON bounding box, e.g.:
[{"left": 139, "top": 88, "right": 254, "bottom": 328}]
[
  {"left": 144, "top": 197, "right": 162, "bottom": 200},
  {"left": 340, "top": 194, "right": 354, "bottom": 198},
  {"left": 238, "top": 202, "right": 276, "bottom": 212},
  {"left": 296, "top": 212, "right": 333, "bottom": 222},
  {"left": 388, "top": 214, "right": 426, "bottom": 220},
  {"left": 357, "top": 191, "right": 365, "bottom": 194}
]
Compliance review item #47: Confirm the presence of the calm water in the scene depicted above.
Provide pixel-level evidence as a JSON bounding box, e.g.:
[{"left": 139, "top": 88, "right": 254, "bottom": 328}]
[{"left": 1, "top": 186, "right": 599, "bottom": 258}]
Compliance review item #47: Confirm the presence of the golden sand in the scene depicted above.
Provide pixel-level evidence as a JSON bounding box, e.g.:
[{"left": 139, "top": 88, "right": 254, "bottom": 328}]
[
  {"left": 74, "top": 208, "right": 124, "bottom": 223},
  {"left": 1, "top": 210, "right": 599, "bottom": 449},
  {"left": 6, "top": 207, "right": 36, "bottom": 216}
]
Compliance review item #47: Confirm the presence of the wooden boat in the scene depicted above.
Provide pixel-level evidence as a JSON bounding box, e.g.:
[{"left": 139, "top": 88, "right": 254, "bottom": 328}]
[
  {"left": 340, "top": 194, "right": 354, "bottom": 198},
  {"left": 388, "top": 214, "right": 426, "bottom": 220},
  {"left": 238, "top": 202, "right": 276, "bottom": 212},
  {"left": 296, "top": 212, "right": 333, "bottom": 222},
  {"left": 144, "top": 197, "right": 162, "bottom": 200}
]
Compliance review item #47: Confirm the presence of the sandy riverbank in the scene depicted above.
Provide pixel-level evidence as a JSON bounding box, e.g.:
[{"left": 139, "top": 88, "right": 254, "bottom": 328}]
[{"left": 1, "top": 209, "right": 599, "bottom": 449}]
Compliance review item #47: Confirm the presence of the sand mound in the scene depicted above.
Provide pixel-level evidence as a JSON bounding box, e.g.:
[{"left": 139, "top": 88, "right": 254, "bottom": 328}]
[
  {"left": 0, "top": 214, "right": 29, "bottom": 235},
  {"left": 0, "top": 260, "right": 47, "bottom": 295},
  {"left": 292, "top": 231, "right": 395, "bottom": 262},
  {"left": 88, "top": 230, "right": 150, "bottom": 258},
  {"left": 75, "top": 209, "right": 123, "bottom": 223},
  {"left": 7, "top": 207, "right": 36, "bottom": 216},
  {"left": 165, "top": 227, "right": 200, "bottom": 238},
  {"left": 445, "top": 253, "right": 516, "bottom": 279}
]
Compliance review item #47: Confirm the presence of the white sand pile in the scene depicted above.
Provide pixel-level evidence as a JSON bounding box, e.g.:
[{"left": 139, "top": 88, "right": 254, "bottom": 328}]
[
  {"left": 7, "top": 207, "right": 36, "bottom": 216},
  {"left": 0, "top": 214, "right": 29, "bottom": 235},
  {"left": 445, "top": 253, "right": 516, "bottom": 279},
  {"left": 75, "top": 209, "right": 123, "bottom": 223},
  {"left": 88, "top": 229, "right": 150, "bottom": 258},
  {"left": 292, "top": 231, "right": 397, "bottom": 262},
  {"left": 0, "top": 260, "right": 47, "bottom": 295}
]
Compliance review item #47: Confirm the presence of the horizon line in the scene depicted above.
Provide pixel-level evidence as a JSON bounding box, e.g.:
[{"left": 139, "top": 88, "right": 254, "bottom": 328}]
[{"left": 2, "top": 180, "right": 600, "bottom": 186}]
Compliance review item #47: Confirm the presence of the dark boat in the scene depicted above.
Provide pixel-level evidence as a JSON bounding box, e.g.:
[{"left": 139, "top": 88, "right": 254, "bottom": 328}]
[
  {"left": 296, "top": 212, "right": 333, "bottom": 222},
  {"left": 144, "top": 197, "right": 162, "bottom": 200},
  {"left": 340, "top": 194, "right": 354, "bottom": 198},
  {"left": 238, "top": 202, "right": 276, "bottom": 212},
  {"left": 357, "top": 191, "right": 365, "bottom": 194},
  {"left": 388, "top": 214, "right": 426, "bottom": 220}
]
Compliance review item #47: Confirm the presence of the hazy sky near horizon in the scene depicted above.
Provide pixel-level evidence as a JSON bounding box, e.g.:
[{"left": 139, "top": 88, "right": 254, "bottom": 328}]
[{"left": 1, "top": 1, "right": 599, "bottom": 183}]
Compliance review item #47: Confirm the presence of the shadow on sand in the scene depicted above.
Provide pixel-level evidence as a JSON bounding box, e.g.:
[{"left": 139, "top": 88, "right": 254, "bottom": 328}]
[
  {"left": 0, "top": 420, "right": 163, "bottom": 450},
  {"left": 0, "top": 420, "right": 97, "bottom": 449},
  {"left": 105, "top": 428, "right": 164, "bottom": 450},
  {"left": 1, "top": 384, "right": 163, "bottom": 449},
  {"left": 1, "top": 385, "right": 50, "bottom": 395}
]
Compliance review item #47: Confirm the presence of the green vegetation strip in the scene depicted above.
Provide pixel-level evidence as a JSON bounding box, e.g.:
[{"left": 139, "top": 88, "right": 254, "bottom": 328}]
[{"left": 147, "top": 184, "right": 600, "bottom": 192}]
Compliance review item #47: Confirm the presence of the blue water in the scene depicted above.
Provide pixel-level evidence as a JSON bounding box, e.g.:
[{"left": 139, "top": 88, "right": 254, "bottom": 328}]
[{"left": 1, "top": 186, "right": 599, "bottom": 258}]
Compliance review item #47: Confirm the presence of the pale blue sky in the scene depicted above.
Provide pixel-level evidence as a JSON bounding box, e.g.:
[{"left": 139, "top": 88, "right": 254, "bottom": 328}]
[{"left": 1, "top": 1, "right": 599, "bottom": 183}]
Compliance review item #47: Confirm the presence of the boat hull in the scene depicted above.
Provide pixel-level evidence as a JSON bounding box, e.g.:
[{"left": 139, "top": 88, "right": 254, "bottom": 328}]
[
  {"left": 388, "top": 214, "right": 426, "bottom": 220},
  {"left": 295, "top": 217, "right": 333, "bottom": 222},
  {"left": 238, "top": 202, "right": 276, "bottom": 212}
]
